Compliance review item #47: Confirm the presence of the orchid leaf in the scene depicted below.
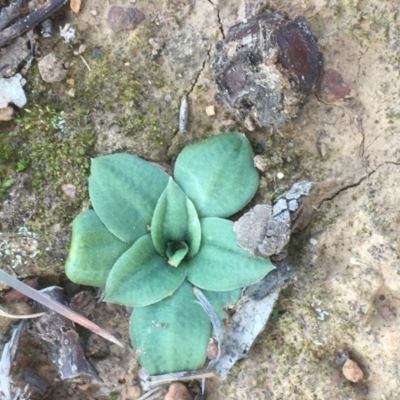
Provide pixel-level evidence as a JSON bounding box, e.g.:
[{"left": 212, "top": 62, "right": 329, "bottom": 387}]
[
  {"left": 89, "top": 154, "right": 169, "bottom": 244},
  {"left": 185, "top": 218, "right": 275, "bottom": 291},
  {"left": 151, "top": 178, "right": 201, "bottom": 262},
  {"left": 105, "top": 234, "right": 186, "bottom": 307},
  {"left": 201, "top": 288, "right": 242, "bottom": 326},
  {"left": 65, "top": 210, "right": 130, "bottom": 286},
  {"left": 166, "top": 241, "right": 189, "bottom": 267},
  {"left": 130, "top": 282, "right": 211, "bottom": 374},
  {"left": 174, "top": 133, "right": 259, "bottom": 218}
]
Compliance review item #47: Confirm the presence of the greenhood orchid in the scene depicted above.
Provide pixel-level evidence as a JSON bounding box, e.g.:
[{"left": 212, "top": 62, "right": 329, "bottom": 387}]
[{"left": 65, "top": 132, "right": 274, "bottom": 374}]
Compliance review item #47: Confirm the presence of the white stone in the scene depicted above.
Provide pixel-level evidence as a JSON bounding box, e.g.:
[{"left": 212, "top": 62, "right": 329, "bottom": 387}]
[
  {"left": 205, "top": 105, "right": 215, "bottom": 116},
  {"left": 0, "top": 74, "right": 27, "bottom": 108}
]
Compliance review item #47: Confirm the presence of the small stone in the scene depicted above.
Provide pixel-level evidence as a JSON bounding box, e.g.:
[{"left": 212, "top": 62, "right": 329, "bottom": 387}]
[
  {"left": 207, "top": 342, "right": 218, "bottom": 360},
  {"left": 90, "top": 10, "right": 98, "bottom": 16},
  {"left": 0, "top": 74, "right": 27, "bottom": 108},
  {"left": 309, "top": 237, "right": 318, "bottom": 246},
  {"left": 319, "top": 143, "right": 327, "bottom": 158},
  {"left": 126, "top": 384, "right": 142, "bottom": 399},
  {"left": 107, "top": 6, "right": 145, "bottom": 33},
  {"left": 380, "top": 305, "right": 396, "bottom": 321},
  {"left": 70, "top": 0, "right": 82, "bottom": 13},
  {"left": 38, "top": 53, "right": 67, "bottom": 83},
  {"left": 67, "top": 78, "right": 75, "bottom": 86},
  {"left": 0, "top": 106, "right": 14, "bottom": 121},
  {"left": 3, "top": 278, "right": 40, "bottom": 302},
  {"left": 78, "top": 44, "right": 86, "bottom": 55},
  {"left": 342, "top": 359, "right": 364, "bottom": 383},
  {"left": 149, "top": 38, "right": 162, "bottom": 51},
  {"left": 277, "top": 172, "right": 284, "bottom": 180},
  {"left": 66, "top": 88, "right": 75, "bottom": 97},
  {"left": 322, "top": 68, "right": 354, "bottom": 99},
  {"left": 335, "top": 350, "right": 349, "bottom": 366},
  {"left": 253, "top": 155, "right": 267, "bottom": 172},
  {"left": 205, "top": 105, "right": 215, "bottom": 116},
  {"left": 165, "top": 382, "right": 192, "bottom": 400},
  {"left": 0, "top": 37, "right": 30, "bottom": 78},
  {"left": 61, "top": 183, "right": 77, "bottom": 201}
]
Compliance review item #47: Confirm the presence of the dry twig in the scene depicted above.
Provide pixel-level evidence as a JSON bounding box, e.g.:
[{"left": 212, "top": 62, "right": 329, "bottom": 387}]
[
  {"left": 0, "top": 0, "right": 68, "bottom": 48},
  {"left": 0, "top": 268, "right": 124, "bottom": 347}
]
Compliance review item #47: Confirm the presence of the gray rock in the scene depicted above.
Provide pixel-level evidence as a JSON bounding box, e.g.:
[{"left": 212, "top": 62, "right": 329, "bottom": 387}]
[{"left": 38, "top": 53, "right": 67, "bottom": 83}]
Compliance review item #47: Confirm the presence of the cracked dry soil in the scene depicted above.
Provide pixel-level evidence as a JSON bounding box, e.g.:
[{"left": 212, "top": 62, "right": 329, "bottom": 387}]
[{"left": 1, "top": 0, "right": 400, "bottom": 399}]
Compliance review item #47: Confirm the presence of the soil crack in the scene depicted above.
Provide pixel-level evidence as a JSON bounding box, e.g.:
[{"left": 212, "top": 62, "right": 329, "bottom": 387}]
[
  {"left": 317, "top": 161, "right": 400, "bottom": 206},
  {"left": 167, "top": 44, "right": 212, "bottom": 152},
  {"left": 314, "top": 94, "right": 355, "bottom": 123},
  {"left": 187, "top": 44, "right": 212, "bottom": 96},
  {"left": 208, "top": 0, "right": 225, "bottom": 39}
]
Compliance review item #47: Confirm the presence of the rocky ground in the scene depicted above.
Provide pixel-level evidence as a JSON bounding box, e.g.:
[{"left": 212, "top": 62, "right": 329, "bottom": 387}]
[{"left": 1, "top": 0, "right": 400, "bottom": 399}]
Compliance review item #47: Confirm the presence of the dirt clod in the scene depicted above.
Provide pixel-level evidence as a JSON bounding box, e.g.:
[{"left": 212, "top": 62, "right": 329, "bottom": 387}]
[
  {"left": 342, "top": 359, "right": 364, "bottom": 383},
  {"left": 38, "top": 52, "right": 67, "bottom": 83},
  {"left": 214, "top": 12, "right": 322, "bottom": 129},
  {"left": 107, "top": 6, "right": 145, "bottom": 33},
  {"left": 0, "top": 105, "right": 14, "bottom": 121}
]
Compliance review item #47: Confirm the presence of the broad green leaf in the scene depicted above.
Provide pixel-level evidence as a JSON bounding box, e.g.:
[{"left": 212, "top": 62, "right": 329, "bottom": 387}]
[
  {"left": 185, "top": 218, "right": 275, "bottom": 291},
  {"left": 105, "top": 234, "right": 186, "bottom": 307},
  {"left": 130, "top": 282, "right": 211, "bottom": 375},
  {"left": 65, "top": 210, "right": 130, "bottom": 286},
  {"left": 151, "top": 178, "right": 201, "bottom": 261},
  {"left": 202, "top": 288, "right": 242, "bottom": 327},
  {"left": 174, "top": 133, "right": 259, "bottom": 218},
  {"left": 89, "top": 154, "right": 169, "bottom": 244}
]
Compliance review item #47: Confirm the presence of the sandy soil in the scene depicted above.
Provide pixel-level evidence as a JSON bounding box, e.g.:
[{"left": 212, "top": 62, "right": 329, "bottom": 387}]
[{"left": 1, "top": 0, "right": 400, "bottom": 399}]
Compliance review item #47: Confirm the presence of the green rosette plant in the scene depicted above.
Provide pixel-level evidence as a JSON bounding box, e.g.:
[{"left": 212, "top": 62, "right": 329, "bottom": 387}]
[{"left": 65, "top": 132, "right": 274, "bottom": 374}]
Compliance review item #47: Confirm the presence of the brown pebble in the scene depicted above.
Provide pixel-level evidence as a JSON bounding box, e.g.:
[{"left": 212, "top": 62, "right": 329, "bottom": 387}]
[
  {"left": 207, "top": 342, "right": 218, "bottom": 360},
  {"left": 342, "top": 359, "right": 364, "bottom": 383},
  {"left": 3, "top": 278, "right": 40, "bottom": 302},
  {"left": 107, "top": 7, "right": 145, "bottom": 33},
  {"left": 164, "top": 382, "right": 192, "bottom": 400}
]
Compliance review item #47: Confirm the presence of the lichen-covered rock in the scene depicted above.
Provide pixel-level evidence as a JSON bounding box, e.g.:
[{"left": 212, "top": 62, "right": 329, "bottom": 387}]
[{"left": 213, "top": 12, "right": 323, "bottom": 130}]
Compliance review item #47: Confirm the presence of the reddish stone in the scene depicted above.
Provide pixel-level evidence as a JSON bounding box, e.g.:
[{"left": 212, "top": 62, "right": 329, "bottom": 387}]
[
  {"left": 107, "top": 7, "right": 145, "bottom": 33},
  {"left": 3, "top": 277, "right": 39, "bottom": 302},
  {"left": 322, "top": 68, "right": 353, "bottom": 99}
]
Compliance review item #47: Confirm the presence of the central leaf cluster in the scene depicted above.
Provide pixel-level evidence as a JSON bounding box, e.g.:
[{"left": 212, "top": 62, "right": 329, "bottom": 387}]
[
  {"left": 65, "top": 132, "right": 275, "bottom": 375},
  {"left": 151, "top": 178, "right": 201, "bottom": 267}
]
